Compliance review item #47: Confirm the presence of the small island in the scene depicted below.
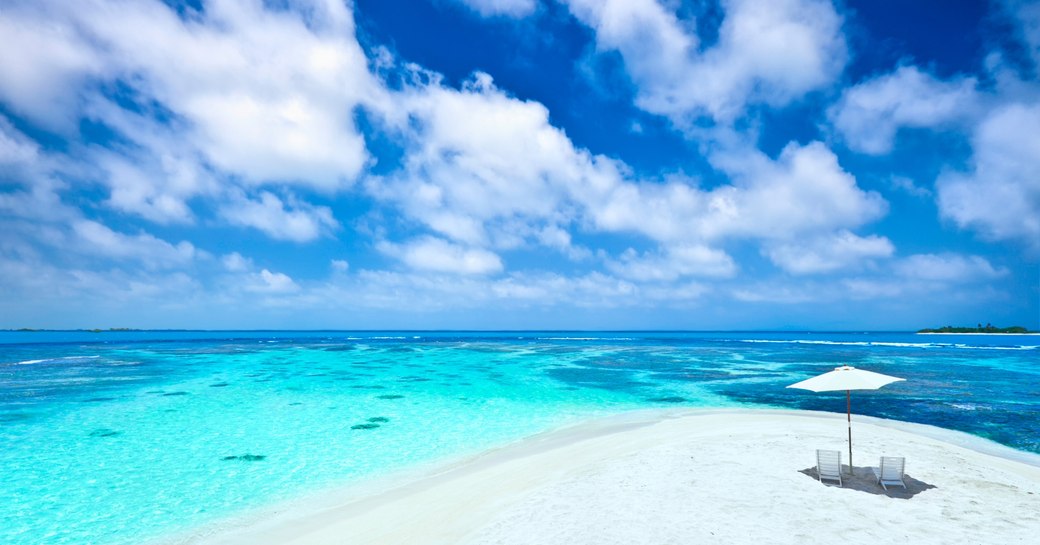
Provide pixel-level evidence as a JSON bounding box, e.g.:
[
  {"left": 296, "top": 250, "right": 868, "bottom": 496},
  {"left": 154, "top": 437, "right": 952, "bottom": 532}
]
[{"left": 918, "top": 323, "right": 1035, "bottom": 334}]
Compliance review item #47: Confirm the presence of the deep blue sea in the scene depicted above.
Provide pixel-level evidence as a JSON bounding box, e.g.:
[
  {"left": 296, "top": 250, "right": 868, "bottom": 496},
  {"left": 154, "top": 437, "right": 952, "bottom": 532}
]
[{"left": 1, "top": 330, "right": 1037, "bottom": 545}]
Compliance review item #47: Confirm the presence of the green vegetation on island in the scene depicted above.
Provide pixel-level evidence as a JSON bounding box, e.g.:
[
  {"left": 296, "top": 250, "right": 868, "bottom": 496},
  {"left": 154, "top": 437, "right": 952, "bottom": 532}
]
[{"left": 918, "top": 324, "right": 1033, "bottom": 334}]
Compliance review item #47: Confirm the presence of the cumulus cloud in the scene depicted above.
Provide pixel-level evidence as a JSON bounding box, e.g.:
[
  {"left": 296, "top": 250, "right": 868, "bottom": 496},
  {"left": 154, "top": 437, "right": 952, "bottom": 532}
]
[
  {"left": 370, "top": 72, "right": 888, "bottom": 279},
  {"left": 1, "top": 0, "right": 378, "bottom": 190},
  {"left": 245, "top": 269, "right": 300, "bottom": 294},
  {"left": 0, "top": 116, "right": 40, "bottom": 167},
  {"left": 734, "top": 252, "right": 1007, "bottom": 304},
  {"left": 607, "top": 245, "right": 737, "bottom": 281},
  {"left": 763, "top": 230, "right": 894, "bottom": 275},
  {"left": 454, "top": 0, "right": 537, "bottom": 18},
  {"left": 0, "top": 10, "right": 107, "bottom": 131},
  {"left": 893, "top": 253, "right": 1008, "bottom": 282},
  {"left": 221, "top": 252, "right": 253, "bottom": 272},
  {"left": 72, "top": 220, "right": 198, "bottom": 268},
  {"left": 0, "top": 251, "right": 203, "bottom": 315},
  {"left": 0, "top": 0, "right": 390, "bottom": 257},
  {"left": 378, "top": 236, "right": 504, "bottom": 275},
  {"left": 90, "top": 150, "right": 204, "bottom": 225},
  {"left": 828, "top": 65, "right": 978, "bottom": 154},
  {"left": 369, "top": 71, "right": 605, "bottom": 251},
  {"left": 594, "top": 141, "right": 888, "bottom": 243},
  {"left": 221, "top": 191, "right": 339, "bottom": 242},
  {"left": 732, "top": 283, "right": 818, "bottom": 304},
  {"left": 936, "top": 102, "right": 1040, "bottom": 249},
  {"left": 564, "top": 0, "right": 847, "bottom": 124}
]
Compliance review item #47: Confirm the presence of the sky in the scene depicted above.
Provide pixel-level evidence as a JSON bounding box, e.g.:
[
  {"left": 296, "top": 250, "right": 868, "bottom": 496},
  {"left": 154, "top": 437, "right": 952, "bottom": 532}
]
[{"left": 0, "top": 0, "right": 1038, "bottom": 330}]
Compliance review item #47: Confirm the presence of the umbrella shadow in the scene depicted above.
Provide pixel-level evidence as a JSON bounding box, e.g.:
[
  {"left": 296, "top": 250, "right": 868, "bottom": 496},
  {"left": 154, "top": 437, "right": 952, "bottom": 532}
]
[{"left": 799, "top": 465, "right": 936, "bottom": 499}]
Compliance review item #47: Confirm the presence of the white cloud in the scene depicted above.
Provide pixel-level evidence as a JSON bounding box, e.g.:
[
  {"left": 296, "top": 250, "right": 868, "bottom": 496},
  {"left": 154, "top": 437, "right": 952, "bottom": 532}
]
[
  {"left": 0, "top": 116, "right": 40, "bottom": 166},
  {"left": 331, "top": 259, "right": 350, "bottom": 273},
  {"left": 78, "top": 97, "right": 220, "bottom": 224},
  {"left": 564, "top": 0, "right": 847, "bottom": 124},
  {"left": 454, "top": 0, "right": 537, "bottom": 18},
  {"left": 894, "top": 253, "right": 1008, "bottom": 282},
  {"left": 828, "top": 65, "right": 978, "bottom": 154},
  {"left": 593, "top": 141, "right": 887, "bottom": 243},
  {"left": 0, "top": 8, "right": 108, "bottom": 130},
  {"left": 607, "top": 245, "right": 737, "bottom": 281},
  {"left": 732, "top": 283, "right": 818, "bottom": 304},
  {"left": 839, "top": 278, "right": 906, "bottom": 300},
  {"left": 91, "top": 150, "right": 202, "bottom": 225},
  {"left": 0, "top": 0, "right": 382, "bottom": 255},
  {"left": 763, "top": 230, "right": 894, "bottom": 275},
  {"left": 221, "top": 191, "right": 339, "bottom": 242},
  {"left": 378, "top": 236, "right": 504, "bottom": 275},
  {"left": 936, "top": 102, "right": 1040, "bottom": 249},
  {"left": 888, "top": 175, "right": 932, "bottom": 198},
  {"left": 535, "top": 225, "right": 592, "bottom": 261},
  {"left": 72, "top": 219, "right": 198, "bottom": 268},
  {"left": 245, "top": 269, "right": 300, "bottom": 294},
  {"left": 18, "top": 0, "right": 379, "bottom": 189},
  {"left": 315, "top": 269, "right": 713, "bottom": 312},
  {"left": 0, "top": 251, "right": 204, "bottom": 313},
  {"left": 221, "top": 252, "right": 253, "bottom": 272},
  {"left": 733, "top": 252, "right": 1008, "bottom": 303},
  {"left": 370, "top": 71, "right": 605, "bottom": 251},
  {"left": 371, "top": 72, "right": 887, "bottom": 282}
]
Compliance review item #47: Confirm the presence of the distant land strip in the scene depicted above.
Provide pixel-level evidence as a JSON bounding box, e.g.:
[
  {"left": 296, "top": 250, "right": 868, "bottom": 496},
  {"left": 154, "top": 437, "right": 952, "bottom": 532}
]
[{"left": 918, "top": 325, "right": 1035, "bottom": 334}]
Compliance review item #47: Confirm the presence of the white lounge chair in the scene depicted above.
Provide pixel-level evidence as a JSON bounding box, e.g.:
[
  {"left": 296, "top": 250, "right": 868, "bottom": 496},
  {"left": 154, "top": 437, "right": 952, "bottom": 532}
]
[
  {"left": 872, "top": 456, "right": 906, "bottom": 490},
  {"left": 816, "top": 449, "right": 842, "bottom": 486}
]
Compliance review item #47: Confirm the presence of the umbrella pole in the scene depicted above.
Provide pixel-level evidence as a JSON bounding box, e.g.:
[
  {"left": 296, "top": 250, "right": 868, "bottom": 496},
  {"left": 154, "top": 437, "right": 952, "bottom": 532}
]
[{"left": 846, "top": 389, "right": 852, "bottom": 474}]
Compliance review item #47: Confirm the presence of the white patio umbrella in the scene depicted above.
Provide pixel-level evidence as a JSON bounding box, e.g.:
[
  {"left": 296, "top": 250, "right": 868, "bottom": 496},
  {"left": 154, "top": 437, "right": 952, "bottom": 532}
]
[{"left": 787, "top": 365, "right": 904, "bottom": 473}]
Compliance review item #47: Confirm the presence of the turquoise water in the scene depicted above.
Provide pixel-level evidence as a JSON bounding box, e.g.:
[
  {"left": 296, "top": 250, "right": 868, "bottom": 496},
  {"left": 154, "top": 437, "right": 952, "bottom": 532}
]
[{"left": 1, "top": 331, "right": 1037, "bottom": 545}]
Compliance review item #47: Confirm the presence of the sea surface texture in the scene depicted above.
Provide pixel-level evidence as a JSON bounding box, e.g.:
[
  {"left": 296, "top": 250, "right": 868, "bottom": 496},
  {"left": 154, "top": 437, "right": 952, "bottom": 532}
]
[{"left": 1, "top": 331, "right": 1037, "bottom": 545}]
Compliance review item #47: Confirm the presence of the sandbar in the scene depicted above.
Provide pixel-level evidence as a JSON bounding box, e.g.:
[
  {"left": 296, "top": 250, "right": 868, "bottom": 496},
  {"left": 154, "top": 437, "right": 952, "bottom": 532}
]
[{"left": 172, "top": 409, "right": 1040, "bottom": 545}]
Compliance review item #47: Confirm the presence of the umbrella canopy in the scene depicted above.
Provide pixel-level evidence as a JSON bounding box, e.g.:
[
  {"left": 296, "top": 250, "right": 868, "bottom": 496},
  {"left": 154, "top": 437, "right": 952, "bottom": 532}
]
[
  {"left": 788, "top": 365, "right": 904, "bottom": 392},
  {"left": 787, "top": 365, "right": 904, "bottom": 473}
]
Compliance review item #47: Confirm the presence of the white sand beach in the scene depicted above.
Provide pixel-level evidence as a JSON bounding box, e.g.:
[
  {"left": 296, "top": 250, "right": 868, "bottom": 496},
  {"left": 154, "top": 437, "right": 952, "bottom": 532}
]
[{"left": 181, "top": 410, "right": 1040, "bottom": 545}]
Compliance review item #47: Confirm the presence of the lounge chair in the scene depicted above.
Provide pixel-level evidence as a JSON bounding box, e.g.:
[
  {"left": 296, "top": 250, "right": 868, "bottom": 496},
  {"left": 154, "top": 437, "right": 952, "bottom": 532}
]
[
  {"left": 872, "top": 456, "right": 906, "bottom": 490},
  {"left": 816, "top": 449, "right": 842, "bottom": 486}
]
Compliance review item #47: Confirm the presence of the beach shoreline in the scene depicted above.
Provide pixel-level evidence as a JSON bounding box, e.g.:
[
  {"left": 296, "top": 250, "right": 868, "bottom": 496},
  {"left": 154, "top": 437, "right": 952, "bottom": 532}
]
[{"left": 162, "top": 408, "right": 1040, "bottom": 545}]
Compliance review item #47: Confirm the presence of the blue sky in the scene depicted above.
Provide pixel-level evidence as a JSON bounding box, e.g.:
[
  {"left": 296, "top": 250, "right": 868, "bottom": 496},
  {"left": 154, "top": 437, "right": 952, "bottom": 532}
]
[{"left": 1, "top": 0, "right": 1038, "bottom": 330}]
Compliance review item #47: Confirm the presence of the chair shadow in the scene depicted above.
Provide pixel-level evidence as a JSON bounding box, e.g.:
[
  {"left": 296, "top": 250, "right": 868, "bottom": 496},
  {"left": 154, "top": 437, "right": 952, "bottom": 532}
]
[{"left": 799, "top": 465, "right": 936, "bottom": 499}]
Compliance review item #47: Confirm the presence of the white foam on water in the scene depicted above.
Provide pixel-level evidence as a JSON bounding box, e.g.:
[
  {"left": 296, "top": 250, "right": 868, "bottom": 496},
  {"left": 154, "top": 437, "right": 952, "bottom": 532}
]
[
  {"left": 15, "top": 355, "right": 100, "bottom": 365},
  {"left": 737, "top": 338, "right": 1037, "bottom": 350},
  {"left": 536, "top": 337, "right": 636, "bottom": 341},
  {"left": 968, "top": 345, "right": 1038, "bottom": 350}
]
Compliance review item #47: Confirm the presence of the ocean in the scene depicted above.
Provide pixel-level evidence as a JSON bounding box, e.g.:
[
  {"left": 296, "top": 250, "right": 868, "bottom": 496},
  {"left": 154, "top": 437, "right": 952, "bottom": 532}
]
[{"left": 1, "top": 330, "right": 1037, "bottom": 545}]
